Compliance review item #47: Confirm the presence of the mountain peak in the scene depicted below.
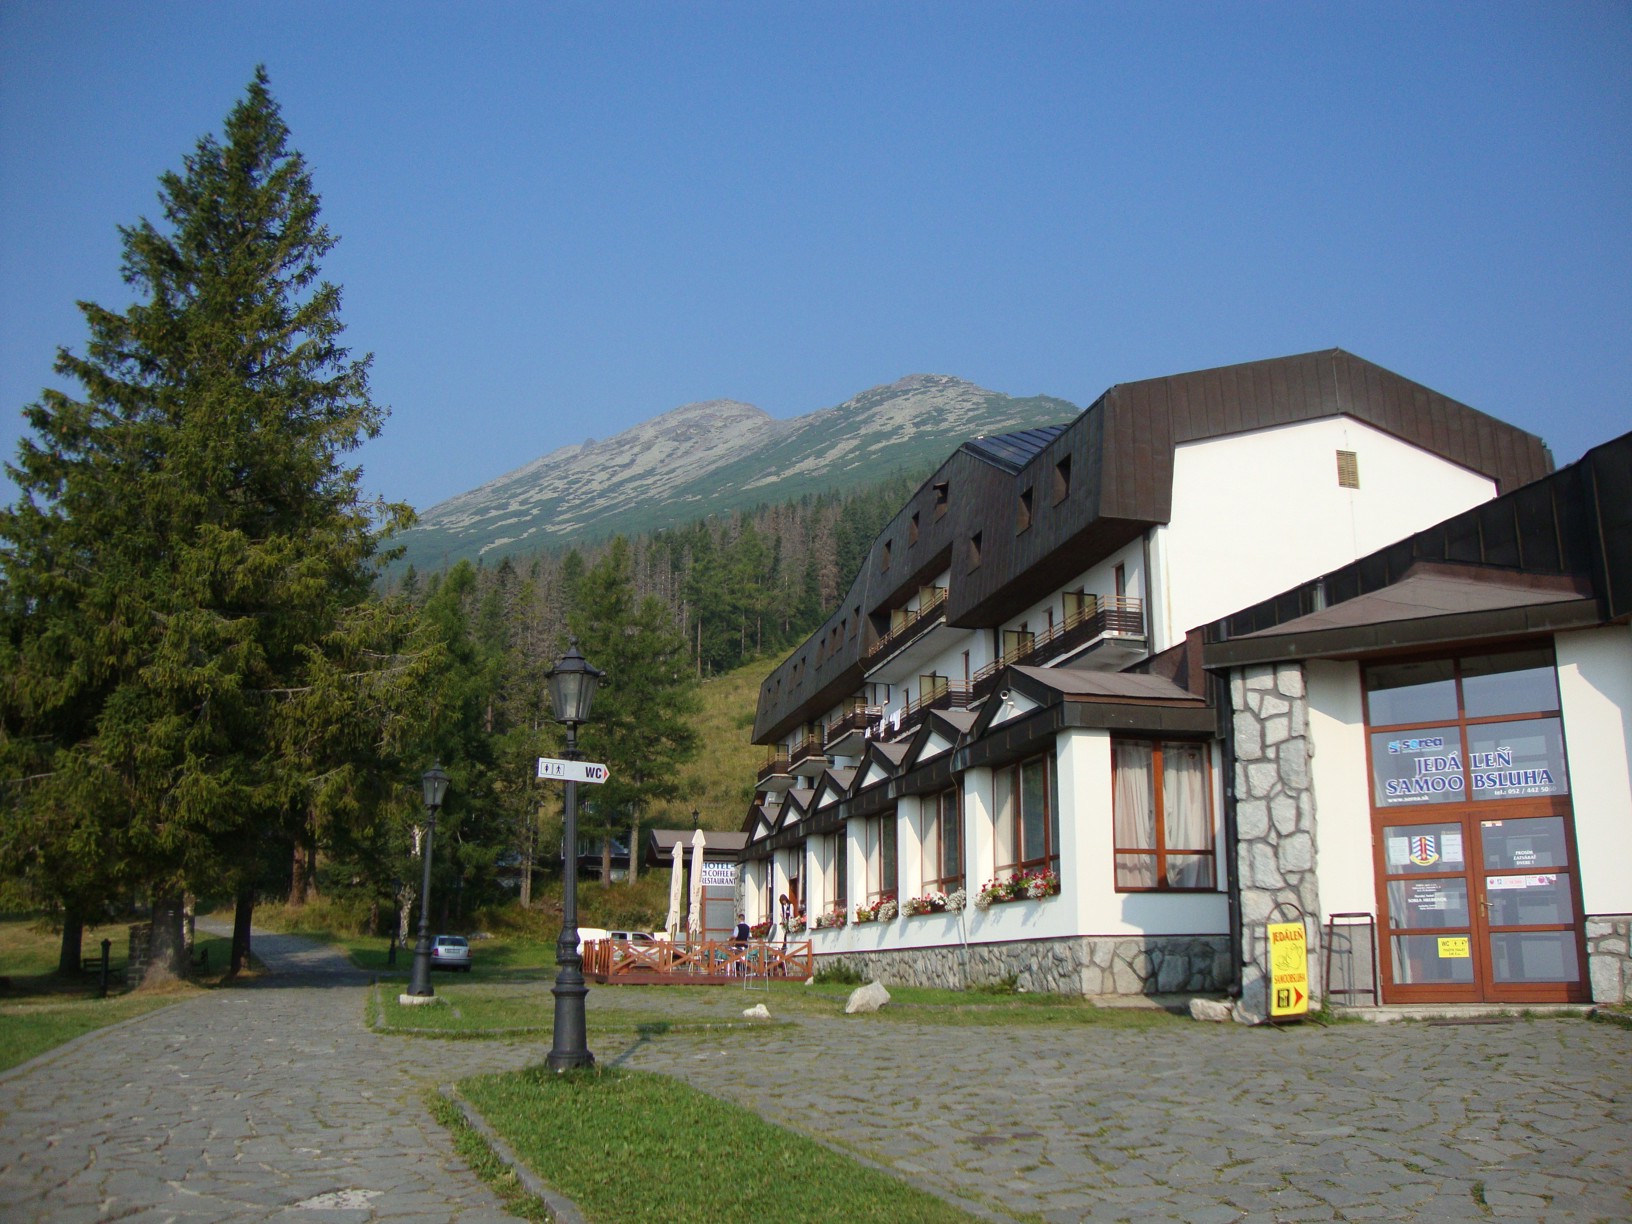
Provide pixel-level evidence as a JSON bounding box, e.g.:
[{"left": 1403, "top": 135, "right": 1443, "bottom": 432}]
[{"left": 401, "top": 377, "right": 1078, "bottom": 570}]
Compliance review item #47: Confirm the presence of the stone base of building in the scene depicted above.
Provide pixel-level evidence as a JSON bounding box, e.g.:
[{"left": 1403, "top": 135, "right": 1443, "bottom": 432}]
[
  {"left": 817, "top": 934, "right": 1232, "bottom": 997},
  {"left": 1588, "top": 915, "right": 1631, "bottom": 1005}
]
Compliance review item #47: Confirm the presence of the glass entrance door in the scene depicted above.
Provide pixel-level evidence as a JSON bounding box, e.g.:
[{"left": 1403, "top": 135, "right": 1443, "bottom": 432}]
[
  {"left": 1366, "top": 646, "right": 1588, "bottom": 1005},
  {"left": 1378, "top": 812, "right": 1586, "bottom": 1002}
]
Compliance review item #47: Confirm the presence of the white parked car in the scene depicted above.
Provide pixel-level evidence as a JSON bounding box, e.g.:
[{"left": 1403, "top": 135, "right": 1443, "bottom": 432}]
[{"left": 430, "top": 934, "right": 472, "bottom": 973}]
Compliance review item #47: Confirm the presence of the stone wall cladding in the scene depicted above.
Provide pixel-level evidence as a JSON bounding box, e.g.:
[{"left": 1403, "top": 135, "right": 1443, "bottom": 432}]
[
  {"left": 1587, "top": 915, "right": 1631, "bottom": 1005},
  {"left": 818, "top": 933, "right": 1231, "bottom": 996},
  {"left": 1231, "top": 662, "right": 1322, "bottom": 1023}
]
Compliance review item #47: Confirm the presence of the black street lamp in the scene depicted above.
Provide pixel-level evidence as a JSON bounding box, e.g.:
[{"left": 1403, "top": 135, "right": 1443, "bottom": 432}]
[
  {"left": 546, "top": 637, "right": 604, "bottom": 1072},
  {"left": 406, "top": 763, "right": 451, "bottom": 997}
]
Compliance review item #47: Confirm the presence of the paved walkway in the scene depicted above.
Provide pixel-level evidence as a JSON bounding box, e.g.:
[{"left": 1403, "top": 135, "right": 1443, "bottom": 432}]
[
  {"left": 2, "top": 935, "right": 1629, "bottom": 1223},
  {"left": 0, "top": 923, "right": 537, "bottom": 1222},
  {"left": 616, "top": 991, "right": 1632, "bottom": 1222}
]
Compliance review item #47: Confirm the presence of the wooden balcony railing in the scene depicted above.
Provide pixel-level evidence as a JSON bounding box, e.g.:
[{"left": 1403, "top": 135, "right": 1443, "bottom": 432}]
[
  {"left": 970, "top": 596, "right": 1146, "bottom": 700},
  {"left": 864, "top": 587, "right": 949, "bottom": 666},
  {"left": 824, "top": 703, "right": 882, "bottom": 746},
  {"left": 789, "top": 731, "right": 826, "bottom": 772},
  {"left": 756, "top": 748, "right": 792, "bottom": 786},
  {"left": 878, "top": 679, "right": 972, "bottom": 742},
  {"left": 582, "top": 938, "right": 815, "bottom": 983}
]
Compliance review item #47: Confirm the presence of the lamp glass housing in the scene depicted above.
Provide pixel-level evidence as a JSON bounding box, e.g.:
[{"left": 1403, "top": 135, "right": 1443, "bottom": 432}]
[
  {"left": 422, "top": 764, "right": 450, "bottom": 810},
  {"left": 547, "top": 640, "right": 604, "bottom": 727}
]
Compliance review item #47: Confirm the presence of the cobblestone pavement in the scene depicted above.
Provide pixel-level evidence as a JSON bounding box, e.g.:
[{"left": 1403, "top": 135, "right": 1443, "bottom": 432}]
[
  {"left": 618, "top": 992, "right": 1632, "bottom": 1223},
  {"left": 0, "top": 923, "right": 539, "bottom": 1223},
  {"left": 3, "top": 936, "right": 1629, "bottom": 1224}
]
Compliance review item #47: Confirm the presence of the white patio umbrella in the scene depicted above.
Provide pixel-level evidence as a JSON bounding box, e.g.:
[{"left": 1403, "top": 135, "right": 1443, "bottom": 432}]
[
  {"left": 664, "top": 839, "right": 684, "bottom": 941},
  {"left": 687, "top": 826, "right": 706, "bottom": 942}
]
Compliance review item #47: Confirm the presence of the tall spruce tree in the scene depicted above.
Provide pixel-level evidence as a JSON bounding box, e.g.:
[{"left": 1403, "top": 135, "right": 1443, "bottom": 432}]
[
  {"left": 0, "top": 69, "right": 405, "bottom": 979},
  {"left": 569, "top": 538, "right": 699, "bottom": 882}
]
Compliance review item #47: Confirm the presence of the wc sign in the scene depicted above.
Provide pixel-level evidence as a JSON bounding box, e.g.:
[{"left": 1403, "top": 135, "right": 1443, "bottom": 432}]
[{"left": 536, "top": 757, "right": 611, "bottom": 784}]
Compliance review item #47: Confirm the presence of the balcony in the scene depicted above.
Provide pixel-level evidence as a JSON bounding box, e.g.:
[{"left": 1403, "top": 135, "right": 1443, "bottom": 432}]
[
  {"left": 789, "top": 731, "right": 828, "bottom": 777},
  {"left": 864, "top": 587, "right": 950, "bottom": 675},
  {"left": 756, "top": 748, "right": 794, "bottom": 792},
  {"left": 824, "top": 701, "right": 882, "bottom": 758},
  {"left": 970, "top": 596, "right": 1147, "bottom": 702},
  {"left": 878, "top": 679, "right": 972, "bottom": 743}
]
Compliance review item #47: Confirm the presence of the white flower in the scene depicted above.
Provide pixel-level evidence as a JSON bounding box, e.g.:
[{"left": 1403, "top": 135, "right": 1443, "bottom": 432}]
[{"left": 947, "top": 889, "right": 967, "bottom": 912}]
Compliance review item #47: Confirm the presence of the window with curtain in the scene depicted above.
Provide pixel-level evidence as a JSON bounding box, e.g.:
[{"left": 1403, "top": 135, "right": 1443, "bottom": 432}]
[
  {"left": 921, "top": 788, "right": 963, "bottom": 892},
  {"left": 821, "top": 832, "right": 848, "bottom": 913},
  {"left": 1114, "top": 739, "right": 1215, "bottom": 890},
  {"left": 863, "top": 813, "right": 897, "bottom": 902},
  {"left": 994, "top": 755, "right": 1058, "bottom": 876}
]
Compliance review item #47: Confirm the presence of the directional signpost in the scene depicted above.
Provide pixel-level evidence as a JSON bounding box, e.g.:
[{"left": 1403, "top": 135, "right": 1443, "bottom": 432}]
[{"left": 537, "top": 757, "right": 611, "bottom": 784}]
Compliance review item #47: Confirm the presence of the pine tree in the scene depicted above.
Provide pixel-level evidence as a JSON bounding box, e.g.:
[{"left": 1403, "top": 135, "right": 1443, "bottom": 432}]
[
  {"left": 0, "top": 69, "right": 407, "bottom": 979},
  {"left": 569, "top": 538, "right": 700, "bottom": 883}
]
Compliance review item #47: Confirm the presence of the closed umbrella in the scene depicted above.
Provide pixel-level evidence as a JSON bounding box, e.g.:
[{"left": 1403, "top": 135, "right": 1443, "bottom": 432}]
[
  {"left": 664, "top": 839, "right": 684, "bottom": 941},
  {"left": 687, "top": 826, "right": 706, "bottom": 942}
]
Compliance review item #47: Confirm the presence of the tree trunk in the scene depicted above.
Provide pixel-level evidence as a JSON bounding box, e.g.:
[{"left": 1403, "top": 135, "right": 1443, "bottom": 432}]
[
  {"left": 628, "top": 814, "right": 640, "bottom": 884},
  {"left": 143, "top": 893, "right": 188, "bottom": 987},
  {"left": 519, "top": 807, "right": 535, "bottom": 909},
  {"left": 231, "top": 884, "right": 254, "bottom": 975},
  {"left": 601, "top": 836, "right": 612, "bottom": 886},
  {"left": 57, "top": 906, "right": 84, "bottom": 976},
  {"left": 304, "top": 839, "right": 319, "bottom": 900},
  {"left": 289, "top": 838, "right": 307, "bottom": 906},
  {"left": 397, "top": 881, "right": 415, "bottom": 947}
]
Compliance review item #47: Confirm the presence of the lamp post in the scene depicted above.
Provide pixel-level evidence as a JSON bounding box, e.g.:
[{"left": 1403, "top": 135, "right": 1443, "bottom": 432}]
[
  {"left": 546, "top": 637, "right": 604, "bottom": 1072},
  {"left": 406, "top": 763, "right": 451, "bottom": 997}
]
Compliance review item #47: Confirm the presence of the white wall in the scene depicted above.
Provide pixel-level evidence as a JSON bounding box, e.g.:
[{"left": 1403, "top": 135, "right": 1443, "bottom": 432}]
[
  {"left": 1556, "top": 626, "right": 1632, "bottom": 915},
  {"left": 1305, "top": 660, "right": 1377, "bottom": 918},
  {"left": 1152, "top": 418, "right": 1497, "bottom": 651},
  {"left": 1053, "top": 728, "right": 1229, "bottom": 938}
]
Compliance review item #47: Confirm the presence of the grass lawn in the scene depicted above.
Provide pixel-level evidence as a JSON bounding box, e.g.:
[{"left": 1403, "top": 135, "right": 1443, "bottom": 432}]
[
  {"left": 374, "top": 977, "right": 1185, "bottom": 1038},
  {"left": 0, "top": 915, "right": 234, "bottom": 1074},
  {"left": 458, "top": 1066, "right": 982, "bottom": 1224}
]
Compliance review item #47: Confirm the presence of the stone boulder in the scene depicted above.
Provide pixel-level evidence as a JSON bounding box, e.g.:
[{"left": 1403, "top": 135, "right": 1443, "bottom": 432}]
[
  {"left": 1189, "top": 997, "right": 1233, "bottom": 1023},
  {"left": 845, "top": 980, "right": 891, "bottom": 1014}
]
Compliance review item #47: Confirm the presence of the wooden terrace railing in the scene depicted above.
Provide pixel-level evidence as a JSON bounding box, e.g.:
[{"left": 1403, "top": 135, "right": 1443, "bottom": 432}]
[
  {"left": 864, "top": 586, "right": 949, "bottom": 666},
  {"left": 581, "top": 938, "right": 815, "bottom": 983},
  {"left": 877, "top": 679, "right": 972, "bottom": 742},
  {"left": 969, "top": 596, "right": 1146, "bottom": 700}
]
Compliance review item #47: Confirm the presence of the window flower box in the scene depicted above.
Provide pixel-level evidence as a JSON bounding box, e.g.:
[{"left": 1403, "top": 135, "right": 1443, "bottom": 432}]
[
  {"left": 974, "top": 870, "right": 1060, "bottom": 909},
  {"left": 749, "top": 920, "right": 772, "bottom": 939},
  {"left": 787, "top": 915, "right": 807, "bottom": 935},
  {"left": 853, "top": 895, "right": 898, "bottom": 924},
  {"left": 903, "top": 888, "right": 967, "bottom": 916},
  {"left": 814, "top": 907, "right": 848, "bottom": 930}
]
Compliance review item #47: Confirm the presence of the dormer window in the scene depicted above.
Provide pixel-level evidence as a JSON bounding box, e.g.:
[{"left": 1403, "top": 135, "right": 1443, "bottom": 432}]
[
  {"left": 934, "top": 481, "right": 949, "bottom": 517},
  {"left": 909, "top": 511, "right": 920, "bottom": 545},
  {"left": 881, "top": 540, "right": 892, "bottom": 572},
  {"left": 1017, "top": 486, "right": 1033, "bottom": 533},
  {"left": 969, "top": 531, "right": 983, "bottom": 569},
  {"left": 1053, "top": 454, "right": 1071, "bottom": 503}
]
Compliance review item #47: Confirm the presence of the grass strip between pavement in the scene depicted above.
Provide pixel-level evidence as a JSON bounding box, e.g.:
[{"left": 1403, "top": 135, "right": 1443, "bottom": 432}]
[{"left": 455, "top": 1065, "right": 985, "bottom": 1224}]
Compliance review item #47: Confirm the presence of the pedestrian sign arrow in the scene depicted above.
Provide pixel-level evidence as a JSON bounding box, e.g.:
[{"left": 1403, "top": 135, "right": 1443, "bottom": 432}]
[{"left": 536, "top": 757, "right": 611, "bottom": 784}]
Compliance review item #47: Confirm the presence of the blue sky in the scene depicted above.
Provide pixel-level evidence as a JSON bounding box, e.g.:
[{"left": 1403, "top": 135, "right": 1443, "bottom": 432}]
[{"left": 2, "top": 2, "right": 1628, "bottom": 514}]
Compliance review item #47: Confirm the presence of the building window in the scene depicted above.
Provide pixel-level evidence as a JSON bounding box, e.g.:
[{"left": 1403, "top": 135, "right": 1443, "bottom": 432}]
[
  {"left": 934, "top": 481, "right": 949, "bottom": 517},
  {"left": 1053, "top": 454, "right": 1071, "bottom": 503},
  {"left": 821, "top": 831, "right": 847, "bottom": 917},
  {"left": 909, "top": 511, "right": 920, "bottom": 545},
  {"left": 881, "top": 539, "right": 891, "bottom": 572},
  {"left": 994, "top": 755, "right": 1058, "bottom": 877},
  {"left": 1113, "top": 740, "right": 1215, "bottom": 890},
  {"left": 1017, "top": 486, "right": 1033, "bottom": 533},
  {"left": 1336, "top": 449, "right": 1360, "bottom": 489},
  {"left": 862, "top": 814, "right": 897, "bottom": 903},
  {"left": 969, "top": 531, "right": 982, "bottom": 569},
  {"left": 921, "top": 788, "right": 963, "bottom": 893}
]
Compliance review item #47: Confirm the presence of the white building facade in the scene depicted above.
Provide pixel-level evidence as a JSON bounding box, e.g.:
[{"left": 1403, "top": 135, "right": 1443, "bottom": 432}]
[{"left": 738, "top": 351, "right": 1629, "bottom": 1014}]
